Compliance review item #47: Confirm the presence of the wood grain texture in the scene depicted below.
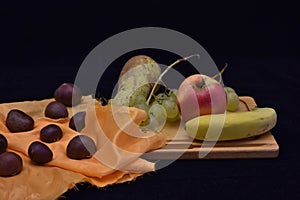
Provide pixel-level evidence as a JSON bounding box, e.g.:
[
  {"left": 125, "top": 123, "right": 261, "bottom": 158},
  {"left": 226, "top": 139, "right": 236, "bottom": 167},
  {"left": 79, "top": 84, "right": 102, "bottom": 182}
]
[{"left": 142, "top": 96, "right": 279, "bottom": 160}]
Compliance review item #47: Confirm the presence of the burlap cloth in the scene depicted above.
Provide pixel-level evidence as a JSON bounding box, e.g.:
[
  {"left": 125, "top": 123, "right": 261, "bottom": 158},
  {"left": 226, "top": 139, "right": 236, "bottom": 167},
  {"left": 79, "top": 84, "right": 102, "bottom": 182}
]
[{"left": 0, "top": 96, "right": 166, "bottom": 200}]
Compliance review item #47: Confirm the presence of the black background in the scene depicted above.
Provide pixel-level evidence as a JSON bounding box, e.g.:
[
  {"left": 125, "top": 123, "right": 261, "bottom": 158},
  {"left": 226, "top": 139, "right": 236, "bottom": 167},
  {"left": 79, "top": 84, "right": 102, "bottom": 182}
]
[{"left": 1, "top": 1, "right": 299, "bottom": 199}]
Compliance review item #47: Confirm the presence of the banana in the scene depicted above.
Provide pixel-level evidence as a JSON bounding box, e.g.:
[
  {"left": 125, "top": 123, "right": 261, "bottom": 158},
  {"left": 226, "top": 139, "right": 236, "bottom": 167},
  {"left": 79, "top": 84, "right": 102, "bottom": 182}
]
[{"left": 185, "top": 108, "right": 277, "bottom": 141}]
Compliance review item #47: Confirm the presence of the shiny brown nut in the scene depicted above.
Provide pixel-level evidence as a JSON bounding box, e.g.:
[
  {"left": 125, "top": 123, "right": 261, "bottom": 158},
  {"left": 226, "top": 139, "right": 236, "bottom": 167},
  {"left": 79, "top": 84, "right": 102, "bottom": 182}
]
[
  {"left": 40, "top": 124, "right": 63, "bottom": 143},
  {"left": 54, "top": 83, "right": 82, "bottom": 106},
  {"left": 28, "top": 141, "right": 53, "bottom": 164},
  {"left": 0, "top": 134, "right": 8, "bottom": 154},
  {"left": 66, "top": 135, "right": 96, "bottom": 160},
  {"left": 69, "top": 111, "right": 86, "bottom": 132},
  {"left": 6, "top": 109, "right": 34, "bottom": 133},
  {"left": 0, "top": 152, "right": 23, "bottom": 177},
  {"left": 45, "top": 101, "right": 68, "bottom": 119}
]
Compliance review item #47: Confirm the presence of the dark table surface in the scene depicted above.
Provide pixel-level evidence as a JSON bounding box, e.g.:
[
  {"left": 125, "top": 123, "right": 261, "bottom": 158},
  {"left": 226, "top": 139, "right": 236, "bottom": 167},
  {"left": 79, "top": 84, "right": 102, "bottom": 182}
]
[{"left": 1, "top": 1, "right": 299, "bottom": 199}]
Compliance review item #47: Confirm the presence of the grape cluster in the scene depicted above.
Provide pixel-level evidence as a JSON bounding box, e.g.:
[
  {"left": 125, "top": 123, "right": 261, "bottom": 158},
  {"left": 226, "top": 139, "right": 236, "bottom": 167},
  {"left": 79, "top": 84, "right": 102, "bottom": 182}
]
[
  {"left": 131, "top": 89, "right": 180, "bottom": 132},
  {"left": 153, "top": 90, "right": 180, "bottom": 122}
]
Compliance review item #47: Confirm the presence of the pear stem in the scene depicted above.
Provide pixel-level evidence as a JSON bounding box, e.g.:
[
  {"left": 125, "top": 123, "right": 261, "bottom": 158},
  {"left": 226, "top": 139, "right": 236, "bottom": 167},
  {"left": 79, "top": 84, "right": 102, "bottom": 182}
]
[{"left": 146, "top": 54, "right": 200, "bottom": 105}]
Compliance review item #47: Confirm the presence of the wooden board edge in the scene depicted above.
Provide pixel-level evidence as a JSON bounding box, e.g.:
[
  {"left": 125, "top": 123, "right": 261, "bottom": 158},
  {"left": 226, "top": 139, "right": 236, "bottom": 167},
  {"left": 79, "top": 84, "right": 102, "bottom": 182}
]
[{"left": 142, "top": 132, "right": 279, "bottom": 160}]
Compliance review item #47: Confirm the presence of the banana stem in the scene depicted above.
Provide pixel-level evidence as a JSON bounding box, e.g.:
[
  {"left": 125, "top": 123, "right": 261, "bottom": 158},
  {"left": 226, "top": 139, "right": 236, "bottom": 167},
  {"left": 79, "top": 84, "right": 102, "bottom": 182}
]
[{"left": 146, "top": 54, "right": 200, "bottom": 105}]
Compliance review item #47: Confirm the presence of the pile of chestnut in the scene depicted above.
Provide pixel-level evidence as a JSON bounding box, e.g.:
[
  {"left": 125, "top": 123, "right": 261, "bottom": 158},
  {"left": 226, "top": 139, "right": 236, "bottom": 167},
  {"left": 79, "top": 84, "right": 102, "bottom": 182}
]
[{"left": 0, "top": 83, "right": 97, "bottom": 177}]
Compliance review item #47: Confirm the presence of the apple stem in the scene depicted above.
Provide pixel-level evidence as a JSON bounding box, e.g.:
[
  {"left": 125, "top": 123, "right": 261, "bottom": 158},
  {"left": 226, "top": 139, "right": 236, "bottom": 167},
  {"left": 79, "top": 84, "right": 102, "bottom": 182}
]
[
  {"left": 212, "top": 63, "right": 228, "bottom": 83},
  {"left": 146, "top": 54, "right": 200, "bottom": 105}
]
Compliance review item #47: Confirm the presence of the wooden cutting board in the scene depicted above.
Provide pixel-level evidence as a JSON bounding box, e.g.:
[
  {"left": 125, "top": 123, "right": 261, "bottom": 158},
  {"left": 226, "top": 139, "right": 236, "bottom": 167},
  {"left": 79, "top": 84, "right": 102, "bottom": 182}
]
[{"left": 142, "top": 96, "right": 279, "bottom": 160}]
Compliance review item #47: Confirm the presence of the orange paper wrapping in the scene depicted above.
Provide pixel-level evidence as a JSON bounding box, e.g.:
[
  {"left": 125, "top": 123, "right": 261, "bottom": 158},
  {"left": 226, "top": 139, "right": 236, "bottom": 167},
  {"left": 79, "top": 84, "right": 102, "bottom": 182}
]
[{"left": 0, "top": 96, "right": 166, "bottom": 200}]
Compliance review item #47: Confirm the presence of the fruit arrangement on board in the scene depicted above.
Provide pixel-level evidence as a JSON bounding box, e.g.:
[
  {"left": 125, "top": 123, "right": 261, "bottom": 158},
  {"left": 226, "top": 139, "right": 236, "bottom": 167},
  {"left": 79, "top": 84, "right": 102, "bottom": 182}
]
[
  {"left": 110, "top": 54, "right": 277, "bottom": 141},
  {"left": 0, "top": 54, "right": 277, "bottom": 179}
]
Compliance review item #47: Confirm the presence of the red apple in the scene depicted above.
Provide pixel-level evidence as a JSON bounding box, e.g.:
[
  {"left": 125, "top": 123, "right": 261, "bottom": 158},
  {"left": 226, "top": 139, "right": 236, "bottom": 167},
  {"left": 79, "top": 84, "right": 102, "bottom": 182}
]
[{"left": 177, "top": 74, "right": 227, "bottom": 122}]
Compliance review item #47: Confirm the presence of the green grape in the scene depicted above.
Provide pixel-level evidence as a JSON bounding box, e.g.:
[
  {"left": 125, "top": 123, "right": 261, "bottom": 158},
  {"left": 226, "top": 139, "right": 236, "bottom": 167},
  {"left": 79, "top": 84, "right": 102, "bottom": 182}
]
[
  {"left": 155, "top": 93, "right": 168, "bottom": 104},
  {"left": 167, "top": 90, "right": 178, "bottom": 102},
  {"left": 129, "top": 94, "right": 147, "bottom": 106},
  {"left": 224, "top": 87, "right": 239, "bottom": 112},
  {"left": 155, "top": 90, "right": 178, "bottom": 104},
  {"left": 226, "top": 92, "right": 239, "bottom": 111},
  {"left": 150, "top": 100, "right": 159, "bottom": 106},
  {"left": 224, "top": 87, "right": 235, "bottom": 93},
  {"left": 133, "top": 100, "right": 150, "bottom": 126},
  {"left": 141, "top": 103, "right": 167, "bottom": 132},
  {"left": 150, "top": 104, "right": 167, "bottom": 122},
  {"left": 167, "top": 111, "right": 180, "bottom": 122},
  {"left": 133, "top": 101, "right": 149, "bottom": 113},
  {"left": 162, "top": 99, "right": 179, "bottom": 121},
  {"left": 169, "top": 88, "right": 178, "bottom": 94}
]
